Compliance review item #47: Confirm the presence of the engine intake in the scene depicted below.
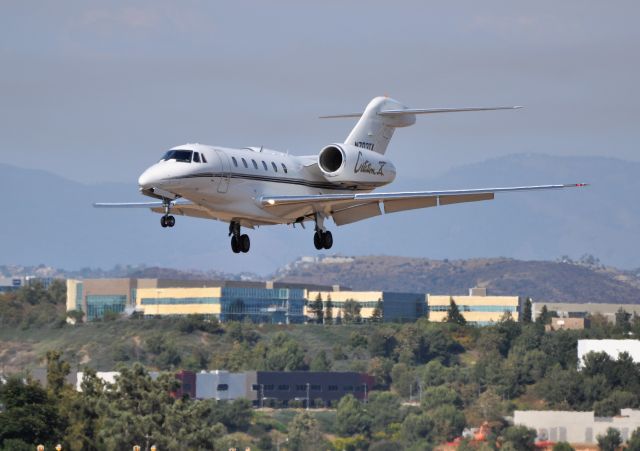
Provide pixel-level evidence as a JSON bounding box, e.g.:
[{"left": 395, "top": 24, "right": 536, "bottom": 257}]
[{"left": 317, "top": 144, "right": 396, "bottom": 187}]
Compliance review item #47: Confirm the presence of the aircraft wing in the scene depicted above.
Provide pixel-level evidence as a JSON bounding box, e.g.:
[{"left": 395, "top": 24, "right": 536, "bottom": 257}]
[
  {"left": 260, "top": 183, "right": 588, "bottom": 226},
  {"left": 94, "top": 199, "right": 216, "bottom": 220}
]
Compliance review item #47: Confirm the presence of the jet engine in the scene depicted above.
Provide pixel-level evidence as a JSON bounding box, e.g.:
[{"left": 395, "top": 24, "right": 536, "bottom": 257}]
[{"left": 317, "top": 144, "right": 396, "bottom": 187}]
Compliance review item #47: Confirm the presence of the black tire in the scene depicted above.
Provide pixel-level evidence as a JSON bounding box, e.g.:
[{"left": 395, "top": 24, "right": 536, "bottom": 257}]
[
  {"left": 240, "top": 234, "right": 250, "bottom": 253},
  {"left": 323, "top": 230, "right": 333, "bottom": 249},
  {"left": 167, "top": 215, "right": 175, "bottom": 227},
  {"left": 230, "top": 235, "right": 240, "bottom": 253},
  {"left": 313, "top": 232, "right": 323, "bottom": 250},
  {"left": 160, "top": 216, "right": 167, "bottom": 228}
]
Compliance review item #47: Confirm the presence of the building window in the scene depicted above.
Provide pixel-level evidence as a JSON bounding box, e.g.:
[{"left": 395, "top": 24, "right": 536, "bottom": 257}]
[
  {"left": 310, "top": 384, "right": 321, "bottom": 391},
  {"left": 264, "top": 384, "right": 274, "bottom": 391},
  {"left": 343, "top": 385, "right": 354, "bottom": 392},
  {"left": 328, "top": 385, "right": 338, "bottom": 391},
  {"left": 277, "top": 384, "right": 290, "bottom": 391},
  {"left": 252, "top": 384, "right": 259, "bottom": 391},
  {"left": 295, "top": 384, "right": 306, "bottom": 391},
  {"left": 217, "top": 384, "right": 229, "bottom": 391},
  {"left": 231, "top": 157, "right": 238, "bottom": 167}
]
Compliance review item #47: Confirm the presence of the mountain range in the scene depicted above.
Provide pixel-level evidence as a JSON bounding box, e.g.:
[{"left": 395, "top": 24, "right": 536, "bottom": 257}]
[{"left": 1, "top": 153, "right": 638, "bottom": 274}]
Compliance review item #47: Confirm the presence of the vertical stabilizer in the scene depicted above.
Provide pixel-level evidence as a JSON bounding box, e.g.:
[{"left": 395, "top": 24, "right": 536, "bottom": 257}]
[{"left": 344, "top": 97, "right": 416, "bottom": 155}]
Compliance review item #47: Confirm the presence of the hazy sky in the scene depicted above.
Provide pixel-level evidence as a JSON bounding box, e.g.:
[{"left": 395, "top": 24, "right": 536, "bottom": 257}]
[{"left": 2, "top": 1, "right": 639, "bottom": 186}]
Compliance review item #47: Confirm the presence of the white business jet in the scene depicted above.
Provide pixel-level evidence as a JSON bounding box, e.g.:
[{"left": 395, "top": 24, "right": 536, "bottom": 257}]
[{"left": 95, "top": 97, "right": 586, "bottom": 254}]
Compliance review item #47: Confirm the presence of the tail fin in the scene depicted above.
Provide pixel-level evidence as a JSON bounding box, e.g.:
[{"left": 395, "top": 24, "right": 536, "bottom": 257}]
[{"left": 321, "top": 96, "right": 522, "bottom": 155}]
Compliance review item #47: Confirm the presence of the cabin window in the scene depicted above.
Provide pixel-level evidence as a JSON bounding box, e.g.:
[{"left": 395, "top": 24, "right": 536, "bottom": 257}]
[
  {"left": 252, "top": 159, "right": 258, "bottom": 169},
  {"left": 241, "top": 158, "right": 248, "bottom": 168},
  {"left": 232, "top": 157, "right": 238, "bottom": 167},
  {"left": 193, "top": 152, "right": 201, "bottom": 163},
  {"left": 201, "top": 154, "right": 207, "bottom": 163},
  {"left": 281, "top": 163, "right": 288, "bottom": 173},
  {"left": 271, "top": 162, "right": 278, "bottom": 172},
  {"left": 262, "top": 161, "right": 268, "bottom": 171}
]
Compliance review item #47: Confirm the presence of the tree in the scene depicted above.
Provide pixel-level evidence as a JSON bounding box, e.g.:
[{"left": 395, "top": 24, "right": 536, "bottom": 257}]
[
  {"left": 264, "top": 332, "right": 307, "bottom": 371},
  {"left": 501, "top": 425, "right": 536, "bottom": 451},
  {"left": 446, "top": 298, "right": 466, "bottom": 325},
  {"left": 0, "top": 376, "right": 64, "bottom": 448},
  {"left": 537, "top": 305, "right": 551, "bottom": 325},
  {"left": 325, "top": 294, "right": 333, "bottom": 325},
  {"left": 615, "top": 307, "right": 632, "bottom": 332},
  {"left": 400, "top": 412, "right": 433, "bottom": 446},
  {"left": 627, "top": 427, "right": 640, "bottom": 451},
  {"left": 287, "top": 411, "right": 326, "bottom": 451},
  {"left": 371, "top": 298, "right": 383, "bottom": 323},
  {"left": 309, "top": 350, "right": 331, "bottom": 371},
  {"left": 367, "top": 391, "right": 403, "bottom": 432},
  {"left": 552, "top": 442, "right": 575, "bottom": 451},
  {"left": 343, "top": 299, "right": 362, "bottom": 324},
  {"left": 309, "top": 293, "right": 324, "bottom": 324},
  {"left": 596, "top": 427, "right": 622, "bottom": 451},
  {"left": 522, "top": 298, "right": 532, "bottom": 323},
  {"left": 46, "top": 350, "right": 71, "bottom": 396},
  {"left": 421, "top": 386, "right": 462, "bottom": 411},
  {"left": 336, "top": 394, "right": 372, "bottom": 436},
  {"left": 424, "top": 404, "right": 466, "bottom": 443}
]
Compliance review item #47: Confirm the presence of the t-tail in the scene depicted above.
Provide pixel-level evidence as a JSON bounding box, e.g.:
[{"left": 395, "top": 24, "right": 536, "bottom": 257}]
[{"left": 320, "top": 96, "right": 522, "bottom": 155}]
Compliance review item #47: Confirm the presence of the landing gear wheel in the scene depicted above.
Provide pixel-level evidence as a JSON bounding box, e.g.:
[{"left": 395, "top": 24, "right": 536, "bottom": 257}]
[
  {"left": 166, "top": 215, "right": 175, "bottom": 227},
  {"left": 231, "top": 235, "right": 240, "bottom": 253},
  {"left": 160, "top": 216, "right": 167, "bottom": 228},
  {"left": 313, "top": 232, "right": 323, "bottom": 250},
  {"left": 240, "top": 234, "right": 250, "bottom": 253},
  {"left": 322, "top": 230, "right": 333, "bottom": 249}
]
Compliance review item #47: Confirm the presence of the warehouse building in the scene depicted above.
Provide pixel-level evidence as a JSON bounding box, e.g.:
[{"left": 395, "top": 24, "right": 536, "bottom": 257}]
[
  {"left": 196, "top": 370, "right": 256, "bottom": 402},
  {"left": 532, "top": 302, "right": 640, "bottom": 323},
  {"left": 515, "top": 409, "right": 640, "bottom": 444},
  {"left": 577, "top": 339, "right": 640, "bottom": 368},
  {"left": 427, "top": 288, "right": 521, "bottom": 325}
]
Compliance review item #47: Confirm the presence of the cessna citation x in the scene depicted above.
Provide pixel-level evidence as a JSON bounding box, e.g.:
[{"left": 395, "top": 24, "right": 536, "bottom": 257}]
[{"left": 95, "top": 97, "right": 587, "bottom": 254}]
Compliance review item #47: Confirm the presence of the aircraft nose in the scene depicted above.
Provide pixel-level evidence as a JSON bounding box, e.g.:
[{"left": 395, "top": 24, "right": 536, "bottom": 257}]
[{"left": 138, "top": 167, "right": 159, "bottom": 189}]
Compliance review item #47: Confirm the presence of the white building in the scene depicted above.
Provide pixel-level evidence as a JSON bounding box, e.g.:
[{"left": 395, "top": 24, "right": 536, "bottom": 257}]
[
  {"left": 515, "top": 409, "right": 640, "bottom": 444},
  {"left": 577, "top": 339, "right": 640, "bottom": 368},
  {"left": 195, "top": 370, "right": 256, "bottom": 401}
]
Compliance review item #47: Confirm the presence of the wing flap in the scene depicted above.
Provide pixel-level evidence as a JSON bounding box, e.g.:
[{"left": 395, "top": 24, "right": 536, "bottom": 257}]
[
  {"left": 439, "top": 192, "right": 494, "bottom": 206},
  {"left": 333, "top": 202, "right": 382, "bottom": 226},
  {"left": 383, "top": 196, "right": 438, "bottom": 214}
]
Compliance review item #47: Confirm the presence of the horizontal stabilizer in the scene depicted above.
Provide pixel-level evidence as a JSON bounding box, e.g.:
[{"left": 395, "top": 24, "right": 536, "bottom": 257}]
[{"left": 320, "top": 105, "right": 522, "bottom": 119}]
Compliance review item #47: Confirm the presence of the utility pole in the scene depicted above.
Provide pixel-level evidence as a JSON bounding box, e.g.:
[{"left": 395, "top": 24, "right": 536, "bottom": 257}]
[{"left": 306, "top": 382, "right": 310, "bottom": 410}]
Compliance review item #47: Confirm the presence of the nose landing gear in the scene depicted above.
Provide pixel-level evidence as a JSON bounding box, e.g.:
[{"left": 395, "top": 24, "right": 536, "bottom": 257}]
[
  {"left": 160, "top": 215, "right": 175, "bottom": 228},
  {"left": 160, "top": 199, "right": 175, "bottom": 228},
  {"left": 229, "top": 221, "right": 250, "bottom": 253}
]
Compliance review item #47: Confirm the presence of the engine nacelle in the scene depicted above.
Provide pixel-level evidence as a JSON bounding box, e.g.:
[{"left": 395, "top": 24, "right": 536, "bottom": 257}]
[{"left": 317, "top": 144, "right": 396, "bottom": 187}]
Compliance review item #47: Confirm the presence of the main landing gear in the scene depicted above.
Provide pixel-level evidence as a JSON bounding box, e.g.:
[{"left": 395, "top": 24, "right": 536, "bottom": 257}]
[
  {"left": 160, "top": 200, "right": 175, "bottom": 228},
  {"left": 313, "top": 214, "right": 333, "bottom": 250},
  {"left": 229, "top": 221, "right": 250, "bottom": 254}
]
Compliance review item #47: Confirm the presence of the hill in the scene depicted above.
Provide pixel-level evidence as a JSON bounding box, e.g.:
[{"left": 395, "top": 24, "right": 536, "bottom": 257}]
[{"left": 275, "top": 255, "right": 640, "bottom": 303}]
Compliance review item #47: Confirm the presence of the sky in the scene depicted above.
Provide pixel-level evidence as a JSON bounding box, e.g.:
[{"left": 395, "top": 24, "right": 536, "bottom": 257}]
[
  {"left": 1, "top": 1, "right": 638, "bottom": 185},
  {"left": 1, "top": 2, "right": 639, "bottom": 274}
]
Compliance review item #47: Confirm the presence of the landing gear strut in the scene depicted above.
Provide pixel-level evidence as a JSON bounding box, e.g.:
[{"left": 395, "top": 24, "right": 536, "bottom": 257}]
[
  {"left": 160, "top": 200, "right": 175, "bottom": 228},
  {"left": 313, "top": 214, "right": 333, "bottom": 250},
  {"left": 229, "top": 221, "right": 250, "bottom": 253}
]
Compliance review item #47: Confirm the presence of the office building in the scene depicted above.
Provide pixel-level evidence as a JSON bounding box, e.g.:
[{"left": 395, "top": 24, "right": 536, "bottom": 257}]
[
  {"left": 427, "top": 288, "right": 521, "bottom": 325},
  {"left": 533, "top": 302, "right": 640, "bottom": 323}
]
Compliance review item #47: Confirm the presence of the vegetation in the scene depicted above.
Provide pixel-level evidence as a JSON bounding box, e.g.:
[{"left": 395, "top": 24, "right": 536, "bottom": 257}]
[{"left": 3, "top": 283, "right": 640, "bottom": 449}]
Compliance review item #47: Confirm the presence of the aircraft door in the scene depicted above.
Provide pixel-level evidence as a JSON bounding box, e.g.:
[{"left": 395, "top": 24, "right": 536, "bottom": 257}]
[{"left": 214, "top": 149, "right": 231, "bottom": 193}]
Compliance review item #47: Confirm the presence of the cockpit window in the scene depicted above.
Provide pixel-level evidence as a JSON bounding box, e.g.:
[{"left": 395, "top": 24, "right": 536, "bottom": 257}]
[
  {"left": 161, "top": 150, "right": 193, "bottom": 162},
  {"left": 193, "top": 152, "right": 201, "bottom": 163},
  {"left": 201, "top": 154, "right": 207, "bottom": 163}
]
